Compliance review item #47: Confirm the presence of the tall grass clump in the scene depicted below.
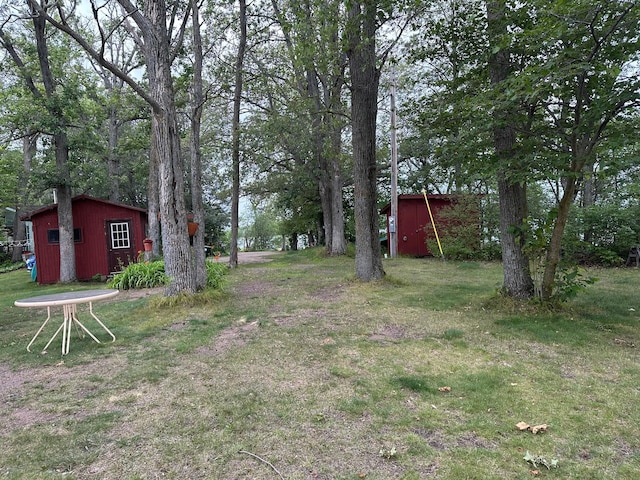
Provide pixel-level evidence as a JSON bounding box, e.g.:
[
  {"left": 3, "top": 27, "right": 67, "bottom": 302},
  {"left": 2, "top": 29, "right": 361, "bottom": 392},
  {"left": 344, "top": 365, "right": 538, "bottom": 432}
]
[
  {"left": 108, "top": 260, "right": 169, "bottom": 290},
  {"left": 206, "top": 261, "right": 228, "bottom": 289}
]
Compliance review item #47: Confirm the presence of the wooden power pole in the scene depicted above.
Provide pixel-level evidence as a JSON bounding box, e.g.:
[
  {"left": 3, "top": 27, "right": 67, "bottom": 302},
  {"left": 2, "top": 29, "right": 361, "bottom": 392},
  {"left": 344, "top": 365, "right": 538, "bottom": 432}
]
[{"left": 389, "top": 69, "right": 398, "bottom": 258}]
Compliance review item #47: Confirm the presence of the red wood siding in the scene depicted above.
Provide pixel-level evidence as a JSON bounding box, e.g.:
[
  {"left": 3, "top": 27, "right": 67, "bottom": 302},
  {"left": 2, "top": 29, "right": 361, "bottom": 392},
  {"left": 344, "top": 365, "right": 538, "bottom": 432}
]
[
  {"left": 26, "top": 196, "right": 147, "bottom": 284},
  {"left": 381, "top": 195, "right": 458, "bottom": 257}
]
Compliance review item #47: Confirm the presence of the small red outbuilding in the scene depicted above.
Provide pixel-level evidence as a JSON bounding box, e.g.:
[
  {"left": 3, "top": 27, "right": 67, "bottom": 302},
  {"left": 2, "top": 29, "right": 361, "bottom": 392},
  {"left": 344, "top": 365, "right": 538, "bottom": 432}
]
[
  {"left": 22, "top": 195, "right": 148, "bottom": 284},
  {"left": 380, "top": 194, "right": 462, "bottom": 257}
]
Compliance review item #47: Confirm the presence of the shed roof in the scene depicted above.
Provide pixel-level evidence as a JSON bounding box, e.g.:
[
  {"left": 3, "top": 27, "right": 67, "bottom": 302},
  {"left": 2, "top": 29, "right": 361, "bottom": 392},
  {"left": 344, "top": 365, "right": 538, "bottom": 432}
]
[{"left": 20, "top": 194, "right": 147, "bottom": 221}]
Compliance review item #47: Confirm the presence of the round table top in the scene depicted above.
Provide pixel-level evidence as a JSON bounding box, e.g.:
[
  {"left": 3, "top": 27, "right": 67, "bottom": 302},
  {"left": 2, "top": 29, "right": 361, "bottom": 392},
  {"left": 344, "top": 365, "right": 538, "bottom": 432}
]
[{"left": 14, "top": 289, "right": 119, "bottom": 307}]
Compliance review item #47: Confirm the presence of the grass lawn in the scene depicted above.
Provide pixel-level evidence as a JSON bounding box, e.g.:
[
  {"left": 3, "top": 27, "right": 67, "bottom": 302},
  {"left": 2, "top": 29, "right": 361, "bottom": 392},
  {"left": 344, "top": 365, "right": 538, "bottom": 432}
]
[{"left": 0, "top": 250, "right": 638, "bottom": 479}]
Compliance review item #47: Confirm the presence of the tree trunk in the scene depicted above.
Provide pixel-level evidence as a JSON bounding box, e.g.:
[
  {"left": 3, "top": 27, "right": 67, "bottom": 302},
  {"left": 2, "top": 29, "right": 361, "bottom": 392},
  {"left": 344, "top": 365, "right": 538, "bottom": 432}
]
[
  {"left": 144, "top": 0, "right": 194, "bottom": 295},
  {"left": 107, "top": 104, "right": 120, "bottom": 202},
  {"left": 541, "top": 176, "right": 576, "bottom": 301},
  {"left": 346, "top": 1, "right": 384, "bottom": 281},
  {"left": 147, "top": 138, "right": 161, "bottom": 257},
  {"left": 230, "top": 0, "right": 247, "bottom": 269},
  {"left": 11, "top": 133, "right": 37, "bottom": 263},
  {"left": 329, "top": 131, "right": 346, "bottom": 255},
  {"left": 581, "top": 160, "right": 596, "bottom": 243},
  {"left": 498, "top": 175, "right": 533, "bottom": 298},
  {"left": 487, "top": 0, "right": 533, "bottom": 299},
  {"left": 319, "top": 175, "right": 334, "bottom": 252},
  {"left": 54, "top": 134, "right": 76, "bottom": 283},
  {"left": 34, "top": 13, "right": 76, "bottom": 283},
  {"left": 190, "top": 0, "right": 207, "bottom": 289},
  {"left": 274, "top": 0, "right": 347, "bottom": 257}
]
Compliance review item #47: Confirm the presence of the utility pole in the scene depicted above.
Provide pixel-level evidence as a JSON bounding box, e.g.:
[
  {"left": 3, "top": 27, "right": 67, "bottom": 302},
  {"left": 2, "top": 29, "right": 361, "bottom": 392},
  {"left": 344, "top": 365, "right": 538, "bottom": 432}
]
[{"left": 389, "top": 68, "right": 398, "bottom": 258}]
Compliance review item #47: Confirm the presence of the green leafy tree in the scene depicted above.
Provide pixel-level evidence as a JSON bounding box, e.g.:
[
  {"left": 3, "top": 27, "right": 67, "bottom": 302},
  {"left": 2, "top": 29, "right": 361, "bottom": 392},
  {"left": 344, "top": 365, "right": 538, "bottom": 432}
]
[
  {"left": 518, "top": 1, "right": 640, "bottom": 300},
  {"left": 1, "top": 8, "right": 84, "bottom": 282},
  {"left": 32, "top": 0, "right": 206, "bottom": 295}
]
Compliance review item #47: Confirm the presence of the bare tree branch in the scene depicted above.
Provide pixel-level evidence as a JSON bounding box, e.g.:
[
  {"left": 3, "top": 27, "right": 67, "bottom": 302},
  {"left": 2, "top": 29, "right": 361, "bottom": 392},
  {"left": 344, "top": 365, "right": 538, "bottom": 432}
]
[{"left": 26, "top": 0, "right": 160, "bottom": 111}]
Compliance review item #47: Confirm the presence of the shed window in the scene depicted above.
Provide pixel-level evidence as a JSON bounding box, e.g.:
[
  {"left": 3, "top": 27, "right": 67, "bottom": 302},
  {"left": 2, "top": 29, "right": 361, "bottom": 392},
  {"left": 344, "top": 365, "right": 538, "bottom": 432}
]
[
  {"left": 110, "top": 222, "right": 130, "bottom": 249},
  {"left": 47, "top": 228, "right": 82, "bottom": 244}
]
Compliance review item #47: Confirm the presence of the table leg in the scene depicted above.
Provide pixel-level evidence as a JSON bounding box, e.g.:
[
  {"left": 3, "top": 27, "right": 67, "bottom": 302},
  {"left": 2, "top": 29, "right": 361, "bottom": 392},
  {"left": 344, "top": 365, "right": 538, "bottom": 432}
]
[
  {"left": 70, "top": 304, "right": 103, "bottom": 345},
  {"left": 63, "top": 304, "right": 73, "bottom": 355},
  {"left": 42, "top": 316, "right": 66, "bottom": 354},
  {"left": 27, "top": 307, "right": 52, "bottom": 352},
  {"left": 88, "top": 302, "right": 116, "bottom": 342},
  {"left": 28, "top": 300, "right": 116, "bottom": 355}
]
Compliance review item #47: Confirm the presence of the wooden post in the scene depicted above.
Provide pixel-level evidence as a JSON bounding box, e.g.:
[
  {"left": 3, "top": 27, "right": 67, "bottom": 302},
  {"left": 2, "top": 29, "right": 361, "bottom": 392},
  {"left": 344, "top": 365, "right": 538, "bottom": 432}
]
[{"left": 390, "top": 68, "right": 398, "bottom": 259}]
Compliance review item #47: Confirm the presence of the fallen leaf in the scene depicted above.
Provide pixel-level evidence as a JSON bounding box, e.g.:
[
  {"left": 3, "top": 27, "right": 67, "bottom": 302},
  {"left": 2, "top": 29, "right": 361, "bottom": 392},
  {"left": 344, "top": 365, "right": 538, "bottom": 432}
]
[
  {"left": 438, "top": 386, "right": 451, "bottom": 392},
  {"left": 516, "top": 421, "right": 530, "bottom": 431},
  {"left": 530, "top": 424, "right": 547, "bottom": 434},
  {"left": 358, "top": 474, "right": 366, "bottom": 478},
  {"left": 530, "top": 469, "right": 540, "bottom": 476}
]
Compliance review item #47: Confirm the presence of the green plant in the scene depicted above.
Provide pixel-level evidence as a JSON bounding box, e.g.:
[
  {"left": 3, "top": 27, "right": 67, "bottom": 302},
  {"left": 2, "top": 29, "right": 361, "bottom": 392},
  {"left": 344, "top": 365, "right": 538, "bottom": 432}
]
[
  {"left": 206, "top": 261, "right": 228, "bottom": 289},
  {"left": 379, "top": 446, "right": 398, "bottom": 460},
  {"left": 513, "top": 211, "right": 597, "bottom": 303},
  {"left": 552, "top": 266, "right": 598, "bottom": 303},
  {"left": 523, "top": 451, "right": 559, "bottom": 470},
  {"left": 442, "top": 328, "right": 464, "bottom": 340},
  {"left": 0, "top": 261, "right": 25, "bottom": 274},
  {"left": 107, "top": 260, "right": 169, "bottom": 290},
  {"left": 425, "top": 196, "right": 482, "bottom": 261}
]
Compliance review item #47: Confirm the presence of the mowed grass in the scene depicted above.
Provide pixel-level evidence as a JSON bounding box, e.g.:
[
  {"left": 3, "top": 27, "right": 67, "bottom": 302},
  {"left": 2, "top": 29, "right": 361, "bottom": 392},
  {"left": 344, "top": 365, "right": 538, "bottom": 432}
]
[{"left": 0, "top": 251, "right": 638, "bottom": 479}]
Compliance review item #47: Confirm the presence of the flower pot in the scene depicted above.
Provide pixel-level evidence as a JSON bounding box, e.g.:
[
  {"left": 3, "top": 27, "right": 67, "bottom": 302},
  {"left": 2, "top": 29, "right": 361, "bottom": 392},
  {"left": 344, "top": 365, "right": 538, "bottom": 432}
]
[{"left": 143, "top": 238, "right": 153, "bottom": 252}]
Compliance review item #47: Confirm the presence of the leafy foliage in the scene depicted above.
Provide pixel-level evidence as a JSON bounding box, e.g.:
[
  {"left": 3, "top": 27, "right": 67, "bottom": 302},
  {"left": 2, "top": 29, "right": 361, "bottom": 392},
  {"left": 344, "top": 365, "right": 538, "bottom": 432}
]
[
  {"left": 0, "top": 261, "right": 24, "bottom": 274},
  {"left": 108, "top": 259, "right": 228, "bottom": 292},
  {"left": 424, "top": 196, "right": 482, "bottom": 260},
  {"left": 513, "top": 211, "right": 598, "bottom": 303},
  {"left": 108, "top": 260, "right": 169, "bottom": 290},
  {"left": 205, "top": 261, "right": 228, "bottom": 289}
]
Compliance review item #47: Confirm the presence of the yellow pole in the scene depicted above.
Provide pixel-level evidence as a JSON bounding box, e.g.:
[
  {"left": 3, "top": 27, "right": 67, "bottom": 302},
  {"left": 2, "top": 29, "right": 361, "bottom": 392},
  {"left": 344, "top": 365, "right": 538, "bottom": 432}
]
[{"left": 421, "top": 189, "right": 444, "bottom": 258}]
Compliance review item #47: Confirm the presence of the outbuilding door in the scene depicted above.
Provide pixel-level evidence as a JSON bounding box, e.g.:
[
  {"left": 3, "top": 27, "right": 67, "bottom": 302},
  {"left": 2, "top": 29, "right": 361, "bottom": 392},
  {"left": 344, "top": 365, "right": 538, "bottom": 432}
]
[
  {"left": 106, "top": 220, "right": 136, "bottom": 273},
  {"left": 399, "top": 201, "right": 430, "bottom": 257}
]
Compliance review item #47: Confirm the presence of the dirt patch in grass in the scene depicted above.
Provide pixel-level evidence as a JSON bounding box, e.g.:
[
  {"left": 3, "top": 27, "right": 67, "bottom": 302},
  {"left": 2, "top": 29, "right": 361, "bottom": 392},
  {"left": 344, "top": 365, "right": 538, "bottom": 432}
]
[
  {"left": 0, "top": 356, "right": 129, "bottom": 436},
  {"left": 0, "top": 364, "right": 30, "bottom": 396},
  {"left": 197, "top": 319, "right": 260, "bottom": 356},
  {"left": 370, "top": 324, "right": 410, "bottom": 342},
  {"left": 113, "top": 286, "right": 164, "bottom": 301},
  {"left": 369, "top": 323, "right": 430, "bottom": 343},
  {"left": 235, "top": 279, "right": 274, "bottom": 297},
  {"left": 272, "top": 309, "right": 329, "bottom": 328},
  {"left": 308, "top": 284, "right": 345, "bottom": 301},
  {"left": 3, "top": 406, "right": 57, "bottom": 431}
]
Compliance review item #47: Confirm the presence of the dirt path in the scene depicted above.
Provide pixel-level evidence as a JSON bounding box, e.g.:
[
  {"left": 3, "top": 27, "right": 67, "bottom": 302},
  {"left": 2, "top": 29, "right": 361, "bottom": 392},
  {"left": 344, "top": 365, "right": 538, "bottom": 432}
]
[{"left": 215, "top": 250, "right": 282, "bottom": 264}]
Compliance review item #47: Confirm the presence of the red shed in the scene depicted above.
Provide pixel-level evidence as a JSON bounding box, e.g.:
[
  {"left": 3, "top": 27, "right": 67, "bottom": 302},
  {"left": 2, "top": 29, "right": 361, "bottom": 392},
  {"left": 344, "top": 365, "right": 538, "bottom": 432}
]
[
  {"left": 380, "top": 194, "right": 466, "bottom": 257},
  {"left": 22, "top": 195, "right": 148, "bottom": 284}
]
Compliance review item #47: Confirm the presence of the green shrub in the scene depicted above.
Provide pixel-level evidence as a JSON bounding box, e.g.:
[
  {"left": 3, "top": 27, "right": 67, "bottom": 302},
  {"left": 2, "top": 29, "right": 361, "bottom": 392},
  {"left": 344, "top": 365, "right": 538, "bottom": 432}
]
[
  {"left": 0, "top": 261, "right": 25, "bottom": 274},
  {"left": 425, "top": 196, "right": 482, "bottom": 261},
  {"left": 206, "top": 261, "right": 228, "bottom": 289},
  {"left": 108, "top": 260, "right": 169, "bottom": 290}
]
